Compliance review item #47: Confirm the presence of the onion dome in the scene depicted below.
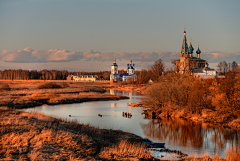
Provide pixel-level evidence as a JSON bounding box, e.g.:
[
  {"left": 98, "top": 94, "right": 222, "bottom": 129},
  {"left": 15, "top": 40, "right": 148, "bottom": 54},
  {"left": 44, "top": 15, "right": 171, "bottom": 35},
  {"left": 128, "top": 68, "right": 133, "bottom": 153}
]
[
  {"left": 196, "top": 42, "right": 201, "bottom": 54},
  {"left": 112, "top": 59, "right": 118, "bottom": 66},
  {"left": 181, "top": 27, "right": 188, "bottom": 53},
  {"left": 188, "top": 37, "right": 194, "bottom": 54}
]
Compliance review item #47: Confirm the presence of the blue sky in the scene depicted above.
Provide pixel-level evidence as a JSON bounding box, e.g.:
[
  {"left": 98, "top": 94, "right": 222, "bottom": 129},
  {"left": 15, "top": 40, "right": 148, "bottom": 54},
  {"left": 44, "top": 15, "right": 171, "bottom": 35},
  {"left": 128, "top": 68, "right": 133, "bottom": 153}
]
[{"left": 0, "top": 0, "right": 240, "bottom": 71}]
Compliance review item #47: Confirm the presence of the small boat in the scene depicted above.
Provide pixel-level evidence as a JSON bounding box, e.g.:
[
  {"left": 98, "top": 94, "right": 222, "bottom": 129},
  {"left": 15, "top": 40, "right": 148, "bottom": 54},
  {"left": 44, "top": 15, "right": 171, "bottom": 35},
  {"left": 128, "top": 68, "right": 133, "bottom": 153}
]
[{"left": 141, "top": 141, "right": 165, "bottom": 147}]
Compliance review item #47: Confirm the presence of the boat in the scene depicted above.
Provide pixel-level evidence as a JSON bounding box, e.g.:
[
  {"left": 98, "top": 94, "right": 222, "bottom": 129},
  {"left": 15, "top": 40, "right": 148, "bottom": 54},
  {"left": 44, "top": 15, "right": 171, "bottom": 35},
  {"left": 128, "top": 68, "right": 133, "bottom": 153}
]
[{"left": 141, "top": 141, "right": 165, "bottom": 147}]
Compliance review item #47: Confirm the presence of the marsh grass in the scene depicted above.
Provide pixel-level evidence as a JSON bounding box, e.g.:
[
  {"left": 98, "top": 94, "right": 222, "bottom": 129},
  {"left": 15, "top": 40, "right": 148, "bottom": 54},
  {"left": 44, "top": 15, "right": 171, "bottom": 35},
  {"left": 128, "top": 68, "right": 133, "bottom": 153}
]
[
  {"left": 36, "top": 82, "right": 62, "bottom": 89},
  {"left": 0, "top": 109, "right": 152, "bottom": 160},
  {"left": 98, "top": 140, "right": 152, "bottom": 160},
  {"left": 0, "top": 83, "right": 11, "bottom": 91}
]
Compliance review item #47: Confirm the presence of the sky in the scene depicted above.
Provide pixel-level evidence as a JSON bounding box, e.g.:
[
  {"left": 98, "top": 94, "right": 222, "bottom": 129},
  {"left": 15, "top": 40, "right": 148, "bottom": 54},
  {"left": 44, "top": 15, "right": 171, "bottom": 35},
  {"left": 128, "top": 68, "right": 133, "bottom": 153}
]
[{"left": 0, "top": 0, "right": 240, "bottom": 71}]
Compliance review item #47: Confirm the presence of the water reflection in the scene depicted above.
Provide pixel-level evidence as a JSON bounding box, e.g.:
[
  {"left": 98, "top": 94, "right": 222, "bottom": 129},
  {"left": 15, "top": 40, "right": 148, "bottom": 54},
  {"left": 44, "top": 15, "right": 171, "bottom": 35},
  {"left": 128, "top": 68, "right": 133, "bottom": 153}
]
[{"left": 141, "top": 117, "right": 239, "bottom": 157}]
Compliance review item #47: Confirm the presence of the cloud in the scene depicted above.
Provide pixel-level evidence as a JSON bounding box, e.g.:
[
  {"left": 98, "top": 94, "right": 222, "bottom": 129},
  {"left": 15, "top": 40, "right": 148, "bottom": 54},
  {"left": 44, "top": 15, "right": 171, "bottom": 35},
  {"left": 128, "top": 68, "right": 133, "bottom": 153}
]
[
  {"left": 0, "top": 48, "right": 239, "bottom": 66},
  {"left": 201, "top": 52, "right": 240, "bottom": 63},
  {"left": 0, "top": 48, "right": 83, "bottom": 63}
]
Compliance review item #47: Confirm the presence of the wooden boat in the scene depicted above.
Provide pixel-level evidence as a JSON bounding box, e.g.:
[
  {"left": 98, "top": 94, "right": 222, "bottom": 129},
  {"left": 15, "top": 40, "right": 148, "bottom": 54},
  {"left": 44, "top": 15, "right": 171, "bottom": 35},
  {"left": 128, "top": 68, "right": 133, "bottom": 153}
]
[{"left": 141, "top": 141, "right": 165, "bottom": 147}]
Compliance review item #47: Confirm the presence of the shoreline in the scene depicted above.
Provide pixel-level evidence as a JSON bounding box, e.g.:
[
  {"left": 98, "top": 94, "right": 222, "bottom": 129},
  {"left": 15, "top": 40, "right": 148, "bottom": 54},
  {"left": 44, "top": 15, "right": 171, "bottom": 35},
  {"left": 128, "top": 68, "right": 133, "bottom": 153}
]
[
  {"left": 129, "top": 102, "right": 240, "bottom": 131},
  {"left": 0, "top": 81, "right": 185, "bottom": 160},
  {"left": 0, "top": 107, "right": 157, "bottom": 160},
  {"left": 1, "top": 81, "right": 238, "bottom": 160}
]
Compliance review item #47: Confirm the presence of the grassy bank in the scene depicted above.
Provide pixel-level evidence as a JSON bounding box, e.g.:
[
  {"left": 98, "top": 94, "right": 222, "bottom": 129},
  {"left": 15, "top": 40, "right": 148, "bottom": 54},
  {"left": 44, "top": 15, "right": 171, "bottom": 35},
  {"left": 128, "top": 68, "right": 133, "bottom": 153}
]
[
  {"left": 0, "top": 107, "right": 154, "bottom": 160},
  {"left": 0, "top": 81, "right": 128, "bottom": 109}
]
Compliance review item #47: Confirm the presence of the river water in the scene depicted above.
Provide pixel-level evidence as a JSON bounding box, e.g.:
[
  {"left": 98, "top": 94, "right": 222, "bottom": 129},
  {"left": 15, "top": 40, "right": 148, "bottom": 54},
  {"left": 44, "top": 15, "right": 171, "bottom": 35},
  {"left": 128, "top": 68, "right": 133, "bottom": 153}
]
[{"left": 21, "top": 89, "right": 239, "bottom": 159}]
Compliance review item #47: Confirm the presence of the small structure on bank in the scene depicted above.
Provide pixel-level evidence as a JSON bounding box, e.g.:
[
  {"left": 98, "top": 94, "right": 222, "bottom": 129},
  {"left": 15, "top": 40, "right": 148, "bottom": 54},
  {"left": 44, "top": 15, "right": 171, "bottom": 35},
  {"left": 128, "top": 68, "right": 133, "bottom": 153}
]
[
  {"left": 67, "top": 75, "right": 98, "bottom": 81},
  {"left": 110, "top": 59, "right": 136, "bottom": 82}
]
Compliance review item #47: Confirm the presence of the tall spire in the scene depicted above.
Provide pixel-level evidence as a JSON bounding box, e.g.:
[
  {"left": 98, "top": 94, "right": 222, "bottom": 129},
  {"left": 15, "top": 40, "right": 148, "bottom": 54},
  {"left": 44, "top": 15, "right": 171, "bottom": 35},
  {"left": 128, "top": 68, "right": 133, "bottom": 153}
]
[
  {"left": 181, "top": 27, "right": 188, "bottom": 53},
  {"left": 188, "top": 37, "right": 194, "bottom": 57}
]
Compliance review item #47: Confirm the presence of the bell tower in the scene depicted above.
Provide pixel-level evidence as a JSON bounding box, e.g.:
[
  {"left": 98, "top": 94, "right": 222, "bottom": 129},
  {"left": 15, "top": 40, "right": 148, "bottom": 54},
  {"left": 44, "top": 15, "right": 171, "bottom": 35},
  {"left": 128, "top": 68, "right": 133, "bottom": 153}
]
[{"left": 179, "top": 27, "right": 189, "bottom": 74}]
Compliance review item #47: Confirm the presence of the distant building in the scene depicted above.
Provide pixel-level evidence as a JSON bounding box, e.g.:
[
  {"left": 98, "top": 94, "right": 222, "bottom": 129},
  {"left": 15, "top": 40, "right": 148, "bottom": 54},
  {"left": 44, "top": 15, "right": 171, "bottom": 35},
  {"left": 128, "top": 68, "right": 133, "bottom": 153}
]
[
  {"left": 120, "top": 60, "right": 136, "bottom": 81},
  {"left": 110, "top": 59, "right": 136, "bottom": 82},
  {"left": 176, "top": 28, "right": 218, "bottom": 79},
  {"left": 67, "top": 75, "right": 98, "bottom": 81},
  {"left": 192, "top": 63, "right": 218, "bottom": 79},
  {"left": 67, "top": 75, "right": 73, "bottom": 80},
  {"left": 110, "top": 59, "right": 120, "bottom": 81}
]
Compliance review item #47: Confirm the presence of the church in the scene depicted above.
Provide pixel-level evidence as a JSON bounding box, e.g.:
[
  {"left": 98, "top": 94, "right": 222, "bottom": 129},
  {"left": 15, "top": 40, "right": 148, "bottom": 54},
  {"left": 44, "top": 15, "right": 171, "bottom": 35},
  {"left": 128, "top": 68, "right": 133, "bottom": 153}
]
[
  {"left": 110, "top": 59, "right": 136, "bottom": 82},
  {"left": 175, "top": 28, "right": 218, "bottom": 79}
]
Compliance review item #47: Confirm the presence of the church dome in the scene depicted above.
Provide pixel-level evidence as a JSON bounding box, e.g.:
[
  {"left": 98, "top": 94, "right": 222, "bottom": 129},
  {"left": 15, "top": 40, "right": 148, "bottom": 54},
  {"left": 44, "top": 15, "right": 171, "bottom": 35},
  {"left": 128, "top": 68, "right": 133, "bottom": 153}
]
[
  {"left": 196, "top": 47, "right": 201, "bottom": 54},
  {"left": 112, "top": 59, "right": 118, "bottom": 66},
  {"left": 188, "top": 43, "right": 194, "bottom": 54},
  {"left": 196, "top": 42, "right": 201, "bottom": 54}
]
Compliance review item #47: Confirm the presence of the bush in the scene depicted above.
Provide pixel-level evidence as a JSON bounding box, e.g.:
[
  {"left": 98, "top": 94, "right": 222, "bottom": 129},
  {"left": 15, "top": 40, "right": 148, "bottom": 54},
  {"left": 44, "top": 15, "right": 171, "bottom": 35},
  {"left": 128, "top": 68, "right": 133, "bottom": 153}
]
[
  {"left": 36, "top": 82, "right": 62, "bottom": 89},
  {"left": 61, "top": 82, "right": 69, "bottom": 88},
  {"left": 145, "top": 74, "right": 195, "bottom": 110},
  {"left": 1, "top": 84, "right": 11, "bottom": 91}
]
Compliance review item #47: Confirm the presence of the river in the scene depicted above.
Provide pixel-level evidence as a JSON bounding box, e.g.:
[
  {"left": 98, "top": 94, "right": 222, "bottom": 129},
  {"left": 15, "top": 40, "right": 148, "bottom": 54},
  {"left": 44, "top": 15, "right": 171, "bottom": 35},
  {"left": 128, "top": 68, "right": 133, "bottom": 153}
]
[{"left": 21, "top": 89, "right": 239, "bottom": 159}]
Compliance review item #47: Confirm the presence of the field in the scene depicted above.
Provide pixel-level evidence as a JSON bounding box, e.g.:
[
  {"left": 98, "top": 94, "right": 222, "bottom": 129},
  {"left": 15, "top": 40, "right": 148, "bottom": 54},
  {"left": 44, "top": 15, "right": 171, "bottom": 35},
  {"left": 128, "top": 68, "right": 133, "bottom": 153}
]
[{"left": 0, "top": 80, "right": 128, "bottom": 109}]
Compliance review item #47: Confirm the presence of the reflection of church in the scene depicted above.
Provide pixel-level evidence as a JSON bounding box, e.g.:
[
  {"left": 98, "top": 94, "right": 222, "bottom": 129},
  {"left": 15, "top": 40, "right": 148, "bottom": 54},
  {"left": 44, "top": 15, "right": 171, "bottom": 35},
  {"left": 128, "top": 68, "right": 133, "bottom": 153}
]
[
  {"left": 110, "top": 59, "right": 136, "bottom": 82},
  {"left": 176, "top": 28, "right": 218, "bottom": 79}
]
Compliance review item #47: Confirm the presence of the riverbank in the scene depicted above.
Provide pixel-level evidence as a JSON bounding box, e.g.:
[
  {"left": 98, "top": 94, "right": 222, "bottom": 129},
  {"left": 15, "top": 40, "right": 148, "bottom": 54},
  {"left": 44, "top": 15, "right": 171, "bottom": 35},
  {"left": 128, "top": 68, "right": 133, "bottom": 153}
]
[
  {"left": 134, "top": 72, "right": 240, "bottom": 132},
  {"left": 128, "top": 93, "right": 240, "bottom": 131},
  {"left": 0, "top": 81, "right": 128, "bottom": 109},
  {"left": 1, "top": 81, "right": 239, "bottom": 160},
  {"left": 114, "top": 83, "right": 148, "bottom": 94},
  {"left": 0, "top": 106, "right": 155, "bottom": 160}
]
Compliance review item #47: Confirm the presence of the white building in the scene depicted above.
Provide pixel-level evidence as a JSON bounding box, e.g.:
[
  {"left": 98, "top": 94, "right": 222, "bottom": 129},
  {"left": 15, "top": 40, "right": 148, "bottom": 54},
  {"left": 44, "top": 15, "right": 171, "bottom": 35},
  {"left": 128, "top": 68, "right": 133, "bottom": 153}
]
[
  {"left": 72, "top": 75, "right": 98, "bottom": 81},
  {"left": 192, "top": 62, "right": 218, "bottom": 79},
  {"left": 121, "top": 60, "right": 136, "bottom": 81},
  {"left": 110, "top": 59, "right": 136, "bottom": 82},
  {"left": 110, "top": 59, "right": 120, "bottom": 81}
]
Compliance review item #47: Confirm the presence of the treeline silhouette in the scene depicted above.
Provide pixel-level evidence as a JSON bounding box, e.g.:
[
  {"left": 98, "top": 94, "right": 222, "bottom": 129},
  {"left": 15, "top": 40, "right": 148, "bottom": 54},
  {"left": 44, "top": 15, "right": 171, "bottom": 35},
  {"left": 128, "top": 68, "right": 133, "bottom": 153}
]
[{"left": 0, "top": 69, "right": 111, "bottom": 80}]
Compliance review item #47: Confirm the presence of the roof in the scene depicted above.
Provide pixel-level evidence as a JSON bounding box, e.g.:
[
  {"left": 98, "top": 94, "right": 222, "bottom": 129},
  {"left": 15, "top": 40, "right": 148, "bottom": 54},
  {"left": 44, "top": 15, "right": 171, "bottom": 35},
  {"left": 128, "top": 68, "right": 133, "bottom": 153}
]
[
  {"left": 188, "top": 43, "right": 194, "bottom": 54},
  {"left": 175, "top": 57, "right": 206, "bottom": 62},
  {"left": 120, "top": 73, "right": 129, "bottom": 77},
  {"left": 127, "top": 66, "right": 134, "bottom": 69},
  {"left": 111, "top": 63, "right": 118, "bottom": 66},
  {"left": 190, "top": 56, "right": 205, "bottom": 61},
  {"left": 192, "top": 67, "right": 216, "bottom": 73},
  {"left": 181, "top": 33, "right": 188, "bottom": 53},
  {"left": 196, "top": 47, "right": 201, "bottom": 54}
]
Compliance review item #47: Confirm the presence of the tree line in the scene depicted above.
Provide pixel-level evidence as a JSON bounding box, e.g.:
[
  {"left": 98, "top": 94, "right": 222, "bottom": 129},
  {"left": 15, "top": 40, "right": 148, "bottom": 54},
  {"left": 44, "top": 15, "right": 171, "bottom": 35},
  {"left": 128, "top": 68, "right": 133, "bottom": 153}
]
[
  {"left": 217, "top": 61, "right": 238, "bottom": 74},
  {"left": 0, "top": 69, "right": 111, "bottom": 80}
]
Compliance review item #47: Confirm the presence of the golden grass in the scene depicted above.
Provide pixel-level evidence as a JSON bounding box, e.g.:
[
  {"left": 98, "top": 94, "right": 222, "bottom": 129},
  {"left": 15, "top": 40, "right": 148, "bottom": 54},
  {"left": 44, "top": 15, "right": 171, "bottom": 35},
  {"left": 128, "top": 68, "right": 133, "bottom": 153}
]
[
  {"left": 98, "top": 140, "right": 152, "bottom": 160},
  {"left": 0, "top": 81, "right": 124, "bottom": 108},
  {"left": 0, "top": 109, "right": 152, "bottom": 160}
]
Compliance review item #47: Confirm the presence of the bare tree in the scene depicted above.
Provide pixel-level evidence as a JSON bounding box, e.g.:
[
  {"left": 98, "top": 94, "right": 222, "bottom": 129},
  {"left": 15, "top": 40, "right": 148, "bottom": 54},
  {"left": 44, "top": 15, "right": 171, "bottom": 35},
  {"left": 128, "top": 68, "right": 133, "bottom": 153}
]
[
  {"left": 149, "top": 59, "right": 165, "bottom": 81},
  {"left": 222, "top": 61, "right": 228, "bottom": 74},
  {"left": 217, "top": 62, "right": 223, "bottom": 74},
  {"left": 232, "top": 61, "right": 238, "bottom": 69}
]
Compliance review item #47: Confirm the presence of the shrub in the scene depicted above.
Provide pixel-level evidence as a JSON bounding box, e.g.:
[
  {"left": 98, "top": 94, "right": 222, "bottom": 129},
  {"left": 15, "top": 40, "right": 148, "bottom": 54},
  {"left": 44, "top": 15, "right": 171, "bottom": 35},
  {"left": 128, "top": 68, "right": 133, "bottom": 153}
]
[
  {"left": 36, "top": 82, "right": 62, "bottom": 89},
  {"left": 61, "top": 82, "right": 69, "bottom": 88},
  {"left": 1, "top": 84, "right": 11, "bottom": 91},
  {"left": 145, "top": 74, "right": 195, "bottom": 110},
  {"left": 98, "top": 140, "right": 152, "bottom": 160}
]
